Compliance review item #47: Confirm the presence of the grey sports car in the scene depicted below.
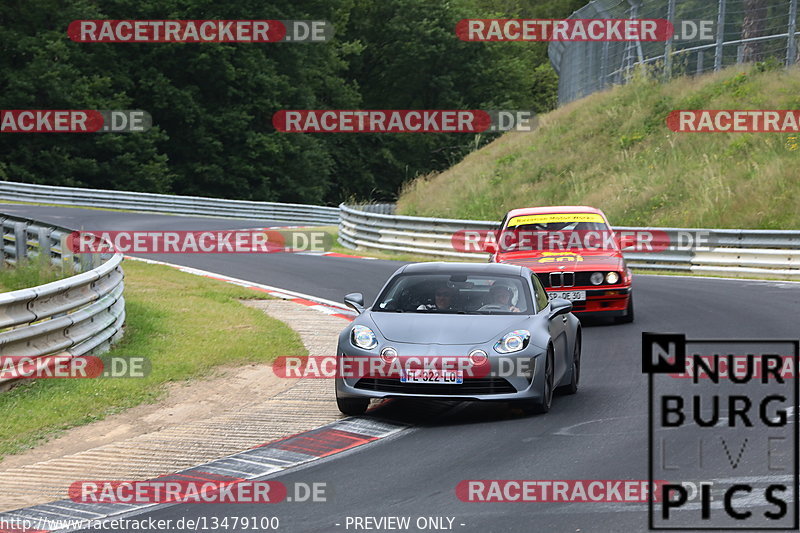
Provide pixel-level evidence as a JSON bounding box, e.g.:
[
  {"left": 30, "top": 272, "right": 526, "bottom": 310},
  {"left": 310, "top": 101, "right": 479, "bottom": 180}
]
[{"left": 335, "top": 262, "right": 581, "bottom": 416}]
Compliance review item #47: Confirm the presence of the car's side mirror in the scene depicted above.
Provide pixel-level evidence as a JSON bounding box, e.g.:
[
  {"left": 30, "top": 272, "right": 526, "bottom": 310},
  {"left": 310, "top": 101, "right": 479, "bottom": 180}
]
[
  {"left": 484, "top": 241, "right": 498, "bottom": 254},
  {"left": 548, "top": 298, "right": 572, "bottom": 318},
  {"left": 344, "top": 292, "right": 365, "bottom": 314}
]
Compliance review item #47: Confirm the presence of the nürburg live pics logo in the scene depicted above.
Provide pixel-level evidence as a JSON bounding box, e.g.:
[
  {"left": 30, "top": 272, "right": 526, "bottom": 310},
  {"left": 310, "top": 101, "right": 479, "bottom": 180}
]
[{"left": 643, "top": 332, "right": 798, "bottom": 530}]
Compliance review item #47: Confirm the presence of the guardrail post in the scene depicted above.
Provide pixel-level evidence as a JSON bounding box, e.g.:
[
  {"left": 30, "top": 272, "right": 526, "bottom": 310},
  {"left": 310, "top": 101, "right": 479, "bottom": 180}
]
[
  {"left": 13, "top": 221, "right": 27, "bottom": 264},
  {"left": 788, "top": 0, "right": 798, "bottom": 66},
  {"left": 36, "top": 226, "right": 52, "bottom": 264},
  {"left": 54, "top": 231, "right": 72, "bottom": 274},
  {"left": 714, "top": 0, "right": 726, "bottom": 71},
  {"left": 79, "top": 250, "right": 93, "bottom": 272}
]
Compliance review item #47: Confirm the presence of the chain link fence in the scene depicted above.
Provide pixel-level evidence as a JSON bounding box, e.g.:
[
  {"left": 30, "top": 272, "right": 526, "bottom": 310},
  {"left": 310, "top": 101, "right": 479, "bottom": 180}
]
[{"left": 549, "top": 0, "right": 799, "bottom": 105}]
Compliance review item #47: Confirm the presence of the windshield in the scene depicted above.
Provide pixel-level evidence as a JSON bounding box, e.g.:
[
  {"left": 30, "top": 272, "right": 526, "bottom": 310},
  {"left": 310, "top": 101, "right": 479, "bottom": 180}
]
[
  {"left": 500, "top": 213, "right": 613, "bottom": 252},
  {"left": 373, "top": 273, "right": 532, "bottom": 314}
]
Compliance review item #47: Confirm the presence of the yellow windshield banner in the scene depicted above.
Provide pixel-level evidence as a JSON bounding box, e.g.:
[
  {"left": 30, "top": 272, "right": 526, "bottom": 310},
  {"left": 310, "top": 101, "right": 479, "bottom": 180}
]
[{"left": 507, "top": 213, "right": 604, "bottom": 226}]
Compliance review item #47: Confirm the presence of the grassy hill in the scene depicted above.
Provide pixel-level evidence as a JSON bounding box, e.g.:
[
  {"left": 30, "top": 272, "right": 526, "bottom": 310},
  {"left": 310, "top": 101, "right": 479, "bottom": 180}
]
[{"left": 397, "top": 65, "right": 800, "bottom": 229}]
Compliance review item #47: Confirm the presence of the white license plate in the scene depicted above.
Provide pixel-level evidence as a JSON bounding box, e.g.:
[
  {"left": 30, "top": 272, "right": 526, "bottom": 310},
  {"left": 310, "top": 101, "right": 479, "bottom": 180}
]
[
  {"left": 400, "top": 369, "right": 463, "bottom": 384},
  {"left": 549, "top": 290, "right": 586, "bottom": 301}
]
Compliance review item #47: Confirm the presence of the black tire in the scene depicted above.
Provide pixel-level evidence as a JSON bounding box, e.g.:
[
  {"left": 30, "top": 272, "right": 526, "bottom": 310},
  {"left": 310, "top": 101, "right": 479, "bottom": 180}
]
[
  {"left": 614, "top": 295, "right": 634, "bottom": 324},
  {"left": 518, "top": 347, "right": 554, "bottom": 415},
  {"left": 336, "top": 393, "right": 369, "bottom": 416},
  {"left": 557, "top": 334, "right": 581, "bottom": 395}
]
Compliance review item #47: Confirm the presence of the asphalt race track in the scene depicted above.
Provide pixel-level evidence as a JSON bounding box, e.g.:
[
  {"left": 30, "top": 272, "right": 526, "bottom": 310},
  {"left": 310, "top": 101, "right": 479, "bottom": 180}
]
[{"left": 3, "top": 204, "right": 800, "bottom": 533}]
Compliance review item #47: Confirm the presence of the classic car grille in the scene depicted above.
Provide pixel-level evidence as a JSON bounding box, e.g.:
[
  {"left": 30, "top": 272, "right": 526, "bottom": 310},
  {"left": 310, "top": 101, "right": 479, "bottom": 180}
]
[
  {"left": 548, "top": 271, "right": 575, "bottom": 288},
  {"left": 538, "top": 272, "right": 619, "bottom": 288},
  {"left": 354, "top": 377, "right": 517, "bottom": 395}
]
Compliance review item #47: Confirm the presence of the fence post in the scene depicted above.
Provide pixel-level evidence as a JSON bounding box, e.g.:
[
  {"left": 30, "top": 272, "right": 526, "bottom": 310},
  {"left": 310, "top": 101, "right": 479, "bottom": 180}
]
[
  {"left": 664, "top": 0, "right": 676, "bottom": 78},
  {"left": 788, "top": 0, "right": 798, "bottom": 66},
  {"left": 714, "top": 0, "right": 727, "bottom": 71},
  {"left": 629, "top": 1, "right": 645, "bottom": 65},
  {"left": 594, "top": 0, "right": 612, "bottom": 89}
]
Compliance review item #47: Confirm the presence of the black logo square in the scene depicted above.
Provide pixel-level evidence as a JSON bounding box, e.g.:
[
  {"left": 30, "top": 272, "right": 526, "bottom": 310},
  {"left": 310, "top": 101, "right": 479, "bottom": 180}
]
[{"left": 642, "top": 332, "right": 686, "bottom": 374}]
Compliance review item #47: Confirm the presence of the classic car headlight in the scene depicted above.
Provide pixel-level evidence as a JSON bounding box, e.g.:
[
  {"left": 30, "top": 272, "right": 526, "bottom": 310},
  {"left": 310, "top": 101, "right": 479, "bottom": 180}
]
[
  {"left": 590, "top": 272, "right": 604, "bottom": 285},
  {"left": 351, "top": 325, "right": 378, "bottom": 349},
  {"left": 494, "top": 330, "right": 531, "bottom": 354},
  {"left": 606, "top": 271, "right": 620, "bottom": 284}
]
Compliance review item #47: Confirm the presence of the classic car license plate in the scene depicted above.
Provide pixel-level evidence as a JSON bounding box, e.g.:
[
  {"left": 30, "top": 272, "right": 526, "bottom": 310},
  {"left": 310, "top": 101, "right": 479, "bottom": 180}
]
[
  {"left": 549, "top": 290, "right": 586, "bottom": 301},
  {"left": 400, "top": 369, "right": 463, "bottom": 384}
]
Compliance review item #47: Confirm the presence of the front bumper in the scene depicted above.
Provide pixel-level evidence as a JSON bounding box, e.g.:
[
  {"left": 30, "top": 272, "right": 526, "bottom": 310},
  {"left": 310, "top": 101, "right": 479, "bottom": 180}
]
[
  {"left": 548, "top": 286, "right": 630, "bottom": 315},
  {"left": 335, "top": 341, "right": 547, "bottom": 402}
]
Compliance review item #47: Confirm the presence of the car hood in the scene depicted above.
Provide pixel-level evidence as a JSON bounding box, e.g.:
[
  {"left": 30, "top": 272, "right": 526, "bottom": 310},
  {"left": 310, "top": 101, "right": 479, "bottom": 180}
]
[
  {"left": 497, "top": 250, "right": 624, "bottom": 272},
  {"left": 368, "top": 312, "right": 532, "bottom": 345}
]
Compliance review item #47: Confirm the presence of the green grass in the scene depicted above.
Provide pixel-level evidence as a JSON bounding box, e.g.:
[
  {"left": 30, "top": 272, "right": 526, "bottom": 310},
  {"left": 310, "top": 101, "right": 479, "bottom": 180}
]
[
  {"left": 0, "top": 260, "right": 306, "bottom": 459},
  {"left": 397, "top": 64, "right": 800, "bottom": 230},
  {"left": 0, "top": 255, "right": 72, "bottom": 293}
]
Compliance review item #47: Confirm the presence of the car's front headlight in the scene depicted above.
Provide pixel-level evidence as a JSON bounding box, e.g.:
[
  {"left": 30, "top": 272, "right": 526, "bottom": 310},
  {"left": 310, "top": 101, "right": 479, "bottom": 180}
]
[
  {"left": 606, "top": 271, "right": 620, "bottom": 284},
  {"left": 494, "top": 329, "right": 531, "bottom": 354},
  {"left": 351, "top": 325, "right": 378, "bottom": 349}
]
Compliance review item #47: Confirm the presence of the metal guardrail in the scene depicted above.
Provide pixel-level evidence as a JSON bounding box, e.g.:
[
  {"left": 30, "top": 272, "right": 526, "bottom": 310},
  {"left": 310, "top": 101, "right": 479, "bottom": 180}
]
[
  {"left": 339, "top": 204, "right": 800, "bottom": 279},
  {"left": 0, "top": 181, "right": 339, "bottom": 226},
  {"left": 339, "top": 203, "right": 496, "bottom": 258},
  {"left": 0, "top": 214, "right": 125, "bottom": 391}
]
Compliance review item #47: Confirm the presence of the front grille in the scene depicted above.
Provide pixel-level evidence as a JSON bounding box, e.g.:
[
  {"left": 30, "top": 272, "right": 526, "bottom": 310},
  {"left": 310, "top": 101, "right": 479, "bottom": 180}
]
[
  {"left": 539, "top": 272, "right": 620, "bottom": 288},
  {"left": 354, "top": 377, "right": 517, "bottom": 395},
  {"left": 548, "top": 271, "right": 574, "bottom": 288}
]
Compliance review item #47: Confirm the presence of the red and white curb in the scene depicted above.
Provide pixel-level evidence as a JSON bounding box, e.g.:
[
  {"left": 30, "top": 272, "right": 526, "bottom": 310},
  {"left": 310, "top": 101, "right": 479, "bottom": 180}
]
[
  {"left": 124, "top": 256, "right": 357, "bottom": 321},
  {"left": 0, "top": 419, "right": 408, "bottom": 533}
]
